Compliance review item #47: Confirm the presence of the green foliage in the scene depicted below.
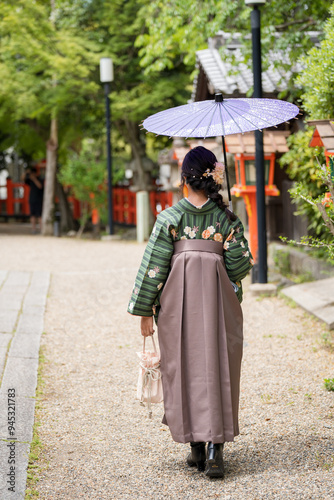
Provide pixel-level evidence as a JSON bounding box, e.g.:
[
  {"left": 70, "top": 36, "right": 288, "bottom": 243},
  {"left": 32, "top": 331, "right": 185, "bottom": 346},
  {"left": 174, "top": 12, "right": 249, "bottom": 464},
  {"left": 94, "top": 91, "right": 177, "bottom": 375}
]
[
  {"left": 58, "top": 139, "right": 108, "bottom": 231},
  {"left": 273, "top": 248, "right": 291, "bottom": 276},
  {"left": 58, "top": 140, "right": 107, "bottom": 202},
  {"left": 298, "top": 3, "right": 334, "bottom": 118},
  {"left": 0, "top": 0, "right": 104, "bottom": 166},
  {"left": 280, "top": 129, "right": 325, "bottom": 187},
  {"left": 1, "top": 0, "right": 187, "bottom": 189},
  {"left": 2, "top": 0, "right": 333, "bottom": 197},
  {"left": 280, "top": 152, "right": 334, "bottom": 260},
  {"left": 136, "top": 0, "right": 331, "bottom": 97},
  {"left": 86, "top": 0, "right": 191, "bottom": 133},
  {"left": 324, "top": 378, "right": 334, "bottom": 391},
  {"left": 280, "top": 128, "right": 328, "bottom": 236},
  {"left": 280, "top": 5, "right": 334, "bottom": 260}
]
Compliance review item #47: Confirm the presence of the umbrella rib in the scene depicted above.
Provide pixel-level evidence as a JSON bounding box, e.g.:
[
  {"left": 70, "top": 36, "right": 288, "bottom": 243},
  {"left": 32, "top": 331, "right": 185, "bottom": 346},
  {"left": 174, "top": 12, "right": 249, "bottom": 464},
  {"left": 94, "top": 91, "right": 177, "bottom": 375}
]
[
  {"left": 225, "top": 103, "right": 268, "bottom": 129},
  {"left": 227, "top": 101, "right": 294, "bottom": 128},
  {"left": 223, "top": 105, "right": 244, "bottom": 134},
  {"left": 171, "top": 101, "right": 216, "bottom": 138},
  {"left": 144, "top": 100, "right": 214, "bottom": 137},
  {"left": 145, "top": 109, "right": 191, "bottom": 130},
  {"left": 203, "top": 107, "right": 216, "bottom": 138}
]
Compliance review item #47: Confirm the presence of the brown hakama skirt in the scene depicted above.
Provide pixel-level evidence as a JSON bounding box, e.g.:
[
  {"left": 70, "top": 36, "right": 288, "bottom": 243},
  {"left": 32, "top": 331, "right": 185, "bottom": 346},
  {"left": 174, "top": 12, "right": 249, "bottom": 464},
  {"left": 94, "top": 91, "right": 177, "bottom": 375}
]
[{"left": 157, "top": 239, "right": 243, "bottom": 444}]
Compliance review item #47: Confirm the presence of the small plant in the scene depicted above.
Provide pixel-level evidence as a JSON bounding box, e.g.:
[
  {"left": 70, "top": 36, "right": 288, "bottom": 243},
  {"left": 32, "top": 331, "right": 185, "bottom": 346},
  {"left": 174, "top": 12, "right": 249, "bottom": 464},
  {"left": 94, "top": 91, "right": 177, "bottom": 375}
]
[
  {"left": 305, "top": 393, "right": 312, "bottom": 400},
  {"left": 274, "top": 249, "right": 290, "bottom": 275},
  {"left": 297, "top": 334, "right": 302, "bottom": 340},
  {"left": 321, "top": 331, "right": 334, "bottom": 352},
  {"left": 25, "top": 347, "right": 47, "bottom": 499},
  {"left": 315, "top": 452, "right": 334, "bottom": 471},
  {"left": 324, "top": 378, "right": 334, "bottom": 392},
  {"left": 278, "top": 292, "right": 297, "bottom": 309},
  {"left": 292, "top": 272, "right": 314, "bottom": 284},
  {"left": 261, "top": 394, "right": 272, "bottom": 404}
]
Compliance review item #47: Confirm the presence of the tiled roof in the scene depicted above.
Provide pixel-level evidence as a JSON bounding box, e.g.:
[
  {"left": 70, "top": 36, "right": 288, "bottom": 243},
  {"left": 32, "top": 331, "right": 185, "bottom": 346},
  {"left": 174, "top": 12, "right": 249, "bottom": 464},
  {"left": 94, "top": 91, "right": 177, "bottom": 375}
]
[{"left": 193, "top": 31, "right": 320, "bottom": 98}]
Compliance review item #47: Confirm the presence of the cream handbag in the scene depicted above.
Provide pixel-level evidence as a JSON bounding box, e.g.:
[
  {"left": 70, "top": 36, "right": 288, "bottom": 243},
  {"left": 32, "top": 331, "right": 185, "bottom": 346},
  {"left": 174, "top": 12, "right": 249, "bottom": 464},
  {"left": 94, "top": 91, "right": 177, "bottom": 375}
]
[{"left": 136, "top": 335, "right": 163, "bottom": 417}]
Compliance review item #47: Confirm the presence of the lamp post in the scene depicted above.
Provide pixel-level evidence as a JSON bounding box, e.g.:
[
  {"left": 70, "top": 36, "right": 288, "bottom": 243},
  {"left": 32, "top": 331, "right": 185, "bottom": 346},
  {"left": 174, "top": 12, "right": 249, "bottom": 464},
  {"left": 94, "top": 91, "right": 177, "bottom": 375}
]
[
  {"left": 245, "top": 0, "right": 267, "bottom": 283},
  {"left": 100, "top": 57, "right": 114, "bottom": 235}
]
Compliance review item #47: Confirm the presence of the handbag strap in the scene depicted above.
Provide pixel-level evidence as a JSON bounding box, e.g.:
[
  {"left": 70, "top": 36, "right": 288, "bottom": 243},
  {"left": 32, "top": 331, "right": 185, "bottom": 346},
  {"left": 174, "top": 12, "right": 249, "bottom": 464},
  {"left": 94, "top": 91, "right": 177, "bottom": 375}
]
[{"left": 143, "top": 334, "right": 158, "bottom": 353}]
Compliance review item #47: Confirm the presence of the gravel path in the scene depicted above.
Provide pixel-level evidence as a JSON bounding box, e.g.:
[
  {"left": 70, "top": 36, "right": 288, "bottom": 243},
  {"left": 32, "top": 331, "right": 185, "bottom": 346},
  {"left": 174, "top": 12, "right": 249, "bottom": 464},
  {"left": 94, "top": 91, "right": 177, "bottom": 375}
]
[{"left": 1, "top": 233, "right": 334, "bottom": 499}]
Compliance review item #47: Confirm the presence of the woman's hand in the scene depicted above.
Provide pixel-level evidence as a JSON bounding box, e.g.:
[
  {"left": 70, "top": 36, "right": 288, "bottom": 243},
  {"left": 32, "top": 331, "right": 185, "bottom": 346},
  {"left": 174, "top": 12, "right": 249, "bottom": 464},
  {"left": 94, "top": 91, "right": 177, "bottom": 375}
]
[{"left": 141, "top": 316, "right": 155, "bottom": 337}]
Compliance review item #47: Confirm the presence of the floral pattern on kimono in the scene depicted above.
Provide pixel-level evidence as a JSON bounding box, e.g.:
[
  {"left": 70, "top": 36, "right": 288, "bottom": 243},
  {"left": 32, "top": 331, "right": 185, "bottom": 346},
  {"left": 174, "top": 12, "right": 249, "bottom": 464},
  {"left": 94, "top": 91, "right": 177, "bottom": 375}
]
[
  {"left": 127, "top": 210, "right": 176, "bottom": 319},
  {"left": 127, "top": 198, "right": 253, "bottom": 320}
]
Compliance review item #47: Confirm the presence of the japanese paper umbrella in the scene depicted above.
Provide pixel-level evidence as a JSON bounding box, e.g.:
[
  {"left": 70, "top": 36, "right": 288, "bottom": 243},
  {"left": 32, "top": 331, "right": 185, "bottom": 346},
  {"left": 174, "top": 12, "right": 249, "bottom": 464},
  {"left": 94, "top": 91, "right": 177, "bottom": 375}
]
[{"left": 142, "top": 93, "right": 299, "bottom": 209}]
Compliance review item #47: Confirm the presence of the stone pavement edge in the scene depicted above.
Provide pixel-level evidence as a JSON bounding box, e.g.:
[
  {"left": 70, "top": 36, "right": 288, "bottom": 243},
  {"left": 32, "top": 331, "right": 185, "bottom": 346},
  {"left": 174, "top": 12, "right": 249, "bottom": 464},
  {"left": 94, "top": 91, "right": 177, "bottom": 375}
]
[
  {"left": 0, "top": 270, "right": 50, "bottom": 500},
  {"left": 281, "top": 277, "right": 334, "bottom": 330}
]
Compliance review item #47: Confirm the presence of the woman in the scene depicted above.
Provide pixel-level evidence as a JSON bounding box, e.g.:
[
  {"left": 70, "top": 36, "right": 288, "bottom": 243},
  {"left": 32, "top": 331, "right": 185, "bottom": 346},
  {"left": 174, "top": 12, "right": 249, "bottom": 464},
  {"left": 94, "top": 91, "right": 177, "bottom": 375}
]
[
  {"left": 24, "top": 167, "right": 44, "bottom": 234},
  {"left": 128, "top": 146, "right": 253, "bottom": 478}
]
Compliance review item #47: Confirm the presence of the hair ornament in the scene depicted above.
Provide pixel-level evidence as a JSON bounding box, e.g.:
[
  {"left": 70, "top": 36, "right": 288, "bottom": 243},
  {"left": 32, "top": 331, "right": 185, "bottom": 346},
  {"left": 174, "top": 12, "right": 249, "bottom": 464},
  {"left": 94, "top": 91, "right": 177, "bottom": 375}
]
[{"left": 203, "top": 162, "right": 225, "bottom": 185}]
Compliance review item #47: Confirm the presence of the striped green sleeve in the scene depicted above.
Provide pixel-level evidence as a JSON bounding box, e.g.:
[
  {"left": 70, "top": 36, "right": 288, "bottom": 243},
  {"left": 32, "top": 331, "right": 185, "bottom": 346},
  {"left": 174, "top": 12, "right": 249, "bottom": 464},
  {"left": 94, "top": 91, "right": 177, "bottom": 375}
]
[
  {"left": 127, "top": 213, "right": 174, "bottom": 317},
  {"left": 223, "top": 217, "right": 254, "bottom": 284}
]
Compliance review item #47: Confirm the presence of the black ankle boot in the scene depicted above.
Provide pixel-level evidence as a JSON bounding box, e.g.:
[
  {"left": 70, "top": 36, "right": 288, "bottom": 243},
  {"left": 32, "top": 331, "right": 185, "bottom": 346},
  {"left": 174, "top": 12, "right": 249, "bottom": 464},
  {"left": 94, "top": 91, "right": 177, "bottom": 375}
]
[
  {"left": 205, "top": 442, "right": 224, "bottom": 478},
  {"left": 186, "top": 442, "right": 206, "bottom": 471}
]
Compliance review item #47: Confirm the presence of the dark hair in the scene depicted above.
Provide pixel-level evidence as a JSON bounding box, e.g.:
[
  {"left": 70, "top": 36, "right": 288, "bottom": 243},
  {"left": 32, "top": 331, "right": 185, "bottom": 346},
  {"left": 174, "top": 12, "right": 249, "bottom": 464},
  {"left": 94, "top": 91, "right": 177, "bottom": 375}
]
[{"left": 181, "top": 146, "right": 236, "bottom": 220}]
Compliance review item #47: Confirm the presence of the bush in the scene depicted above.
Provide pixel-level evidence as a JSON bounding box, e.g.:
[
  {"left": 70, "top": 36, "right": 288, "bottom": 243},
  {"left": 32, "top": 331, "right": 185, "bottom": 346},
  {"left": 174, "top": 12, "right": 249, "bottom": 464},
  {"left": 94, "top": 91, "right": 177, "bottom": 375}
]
[
  {"left": 58, "top": 140, "right": 108, "bottom": 235},
  {"left": 280, "top": 127, "right": 327, "bottom": 237}
]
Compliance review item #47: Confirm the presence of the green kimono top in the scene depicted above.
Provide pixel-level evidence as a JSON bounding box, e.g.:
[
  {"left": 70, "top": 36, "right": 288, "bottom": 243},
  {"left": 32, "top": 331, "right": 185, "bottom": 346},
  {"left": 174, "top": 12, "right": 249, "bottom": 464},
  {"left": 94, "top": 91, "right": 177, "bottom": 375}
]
[{"left": 127, "top": 198, "right": 254, "bottom": 321}]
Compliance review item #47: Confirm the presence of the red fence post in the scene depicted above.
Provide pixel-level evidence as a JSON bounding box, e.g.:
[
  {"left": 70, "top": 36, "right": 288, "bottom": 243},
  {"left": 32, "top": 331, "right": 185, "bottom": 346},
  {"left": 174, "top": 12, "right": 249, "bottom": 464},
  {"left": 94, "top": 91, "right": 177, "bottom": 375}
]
[
  {"left": 72, "top": 198, "right": 81, "bottom": 219},
  {"left": 2, "top": 182, "right": 172, "bottom": 224},
  {"left": 23, "top": 184, "right": 30, "bottom": 214},
  {"left": 129, "top": 190, "right": 136, "bottom": 224},
  {"left": 149, "top": 190, "right": 173, "bottom": 218},
  {"left": 113, "top": 188, "right": 138, "bottom": 225},
  {"left": 6, "top": 178, "right": 14, "bottom": 215}
]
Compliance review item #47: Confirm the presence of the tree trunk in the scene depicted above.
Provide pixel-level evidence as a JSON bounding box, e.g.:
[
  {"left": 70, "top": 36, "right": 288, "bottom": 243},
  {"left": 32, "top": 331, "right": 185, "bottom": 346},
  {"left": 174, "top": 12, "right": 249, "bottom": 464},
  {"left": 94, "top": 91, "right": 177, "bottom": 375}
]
[
  {"left": 124, "top": 119, "right": 148, "bottom": 191},
  {"left": 42, "top": 118, "right": 58, "bottom": 236},
  {"left": 55, "top": 179, "right": 75, "bottom": 233}
]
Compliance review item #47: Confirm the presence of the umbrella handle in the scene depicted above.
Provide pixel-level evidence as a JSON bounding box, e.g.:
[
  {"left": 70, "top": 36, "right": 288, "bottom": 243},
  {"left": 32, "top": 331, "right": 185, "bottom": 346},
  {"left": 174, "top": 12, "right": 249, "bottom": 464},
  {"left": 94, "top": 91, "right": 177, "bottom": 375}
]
[{"left": 222, "top": 136, "right": 233, "bottom": 211}]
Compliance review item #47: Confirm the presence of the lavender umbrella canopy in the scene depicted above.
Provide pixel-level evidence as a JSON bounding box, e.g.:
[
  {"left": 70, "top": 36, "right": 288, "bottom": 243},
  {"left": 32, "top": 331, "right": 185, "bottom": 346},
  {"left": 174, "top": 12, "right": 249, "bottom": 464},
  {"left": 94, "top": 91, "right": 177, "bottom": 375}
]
[
  {"left": 142, "top": 94, "right": 299, "bottom": 208},
  {"left": 142, "top": 97, "right": 299, "bottom": 138}
]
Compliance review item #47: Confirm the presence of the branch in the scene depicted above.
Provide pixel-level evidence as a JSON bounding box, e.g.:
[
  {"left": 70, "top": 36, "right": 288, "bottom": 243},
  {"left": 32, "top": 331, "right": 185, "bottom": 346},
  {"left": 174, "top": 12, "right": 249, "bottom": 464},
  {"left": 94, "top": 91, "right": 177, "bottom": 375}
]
[
  {"left": 316, "top": 202, "right": 334, "bottom": 236},
  {"left": 280, "top": 236, "right": 334, "bottom": 259},
  {"left": 275, "top": 18, "right": 316, "bottom": 30},
  {"left": 299, "top": 193, "right": 316, "bottom": 206}
]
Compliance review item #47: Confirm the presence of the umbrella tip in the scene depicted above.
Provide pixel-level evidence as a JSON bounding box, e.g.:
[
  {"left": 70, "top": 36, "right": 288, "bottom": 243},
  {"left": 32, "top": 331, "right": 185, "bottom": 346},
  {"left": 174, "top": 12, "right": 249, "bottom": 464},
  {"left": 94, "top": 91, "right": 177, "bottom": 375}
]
[{"left": 215, "top": 93, "right": 223, "bottom": 103}]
